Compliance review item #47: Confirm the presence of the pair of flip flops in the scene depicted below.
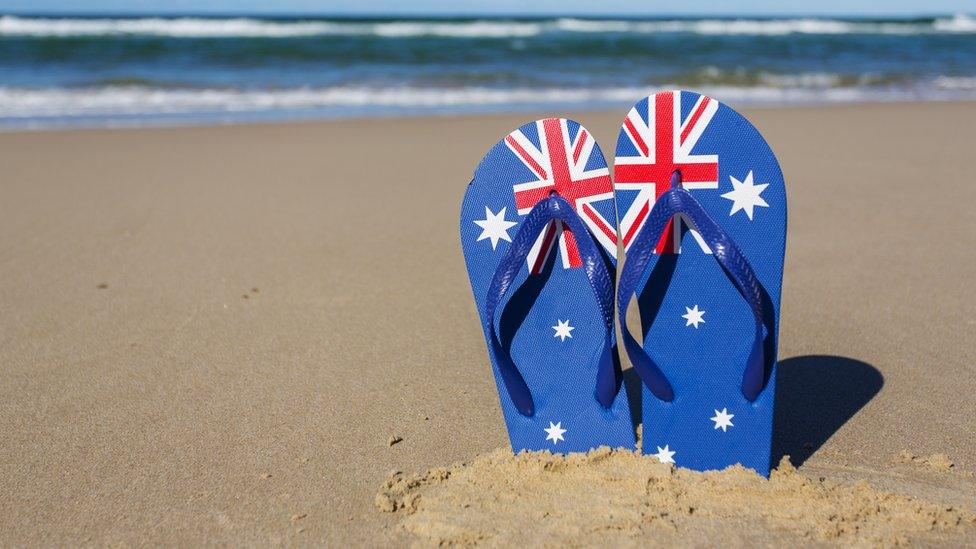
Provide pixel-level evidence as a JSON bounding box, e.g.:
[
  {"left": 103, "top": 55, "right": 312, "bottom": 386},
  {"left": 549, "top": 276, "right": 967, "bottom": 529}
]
[{"left": 460, "top": 90, "right": 786, "bottom": 476}]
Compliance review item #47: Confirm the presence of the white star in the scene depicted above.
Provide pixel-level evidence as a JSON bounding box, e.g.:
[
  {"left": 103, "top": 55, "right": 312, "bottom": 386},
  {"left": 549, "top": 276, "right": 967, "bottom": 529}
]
[
  {"left": 473, "top": 206, "right": 517, "bottom": 250},
  {"left": 552, "top": 319, "right": 575, "bottom": 342},
  {"left": 710, "top": 408, "right": 735, "bottom": 432},
  {"left": 544, "top": 421, "right": 566, "bottom": 444},
  {"left": 721, "top": 171, "right": 769, "bottom": 220},
  {"left": 682, "top": 305, "right": 705, "bottom": 329},
  {"left": 653, "top": 445, "right": 676, "bottom": 464}
]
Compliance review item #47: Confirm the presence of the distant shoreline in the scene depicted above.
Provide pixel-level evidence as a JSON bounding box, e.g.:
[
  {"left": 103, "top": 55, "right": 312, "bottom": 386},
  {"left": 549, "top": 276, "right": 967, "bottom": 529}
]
[
  {"left": 1, "top": 99, "right": 975, "bottom": 134},
  {"left": 0, "top": 12, "right": 969, "bottom": 20}
]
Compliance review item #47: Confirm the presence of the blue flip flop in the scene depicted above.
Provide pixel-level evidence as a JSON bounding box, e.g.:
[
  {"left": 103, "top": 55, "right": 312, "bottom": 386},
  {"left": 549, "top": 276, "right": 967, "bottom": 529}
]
[
  {"left": 613, "top": 90, "right": 787, "bottom": 476},
  {"left": 460, "top": 117, "right": 635, "bottom": 453}
]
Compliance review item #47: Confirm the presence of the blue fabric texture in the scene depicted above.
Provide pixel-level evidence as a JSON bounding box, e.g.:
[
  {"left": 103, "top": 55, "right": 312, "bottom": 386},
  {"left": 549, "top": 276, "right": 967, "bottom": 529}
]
[
  {"left": 484, "top": 194, "right": 620, "bottom": 416},
  {"left": 618, "top": 176, "right": 766, "bottom": 403},
  {"left": 460, "top": 118, "right": 635, "bottom": 453},
  {"left": 614, "top": 90, "right": 787, "bottom": 476}
]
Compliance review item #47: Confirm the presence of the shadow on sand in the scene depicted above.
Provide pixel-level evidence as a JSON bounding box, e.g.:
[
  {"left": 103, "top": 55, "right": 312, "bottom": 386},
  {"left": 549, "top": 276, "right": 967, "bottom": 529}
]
[{"left": 772, "top": 355, "right": 883, "bottom": 466}]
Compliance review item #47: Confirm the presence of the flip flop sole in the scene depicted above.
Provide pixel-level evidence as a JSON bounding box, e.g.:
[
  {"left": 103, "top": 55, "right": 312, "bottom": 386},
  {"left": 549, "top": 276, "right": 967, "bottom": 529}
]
[
  {"left": 615, "top": 91, "right": 786, "bottom": 475},
  {"left": 461, "top": 118, "right": 636, "bottom": 453}
]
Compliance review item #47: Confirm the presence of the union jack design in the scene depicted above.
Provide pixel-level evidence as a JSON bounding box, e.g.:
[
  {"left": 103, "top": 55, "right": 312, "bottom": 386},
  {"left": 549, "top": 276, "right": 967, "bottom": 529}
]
[
  {"left": 616, "top": 91, "right": 719, "bottom": 254},
  {"left": 506, "top": 118, "right": 617, "bottom": 274}
]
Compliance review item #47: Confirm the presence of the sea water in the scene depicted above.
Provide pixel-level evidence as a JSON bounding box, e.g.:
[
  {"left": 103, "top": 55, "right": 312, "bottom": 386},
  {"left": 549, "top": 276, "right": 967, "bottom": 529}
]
[{"left": 1, "top": 13, "right": 975, "bottom": 129}]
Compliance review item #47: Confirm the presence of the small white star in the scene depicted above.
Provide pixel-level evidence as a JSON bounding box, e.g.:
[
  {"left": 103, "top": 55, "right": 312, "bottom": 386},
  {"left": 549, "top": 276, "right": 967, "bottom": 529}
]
[
  {"left": 552, "top": 319, "right": 575, "bottom": 342},
  {"left": 473, "top": 206, "right": 517, "bottom": 250},
  {"left": 682, "top": 305, "right": 705, "bottom": 329},
  {"left": 710, "top": 408, "right": 735, "bottom": 432},
  {"left": 721, "top": 171, "right": 770, "bottom": 220},
  {"left": 544, "top": 421, "right": 566, "bottom": 444},
  {"left": 653, "top": 445, "right": 676, "bottom": 464}
]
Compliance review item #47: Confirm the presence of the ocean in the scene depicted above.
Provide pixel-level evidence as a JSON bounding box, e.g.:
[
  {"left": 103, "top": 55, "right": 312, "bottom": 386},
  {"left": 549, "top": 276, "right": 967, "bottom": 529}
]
[{"left": 1, "top": 13, "right": 975, "bottom": 129}]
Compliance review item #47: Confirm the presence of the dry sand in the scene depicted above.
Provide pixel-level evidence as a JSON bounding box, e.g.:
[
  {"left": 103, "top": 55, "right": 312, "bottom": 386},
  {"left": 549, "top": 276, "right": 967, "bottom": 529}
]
[{"left": 1, "top": 102, "right": 975, "bottom": 545}]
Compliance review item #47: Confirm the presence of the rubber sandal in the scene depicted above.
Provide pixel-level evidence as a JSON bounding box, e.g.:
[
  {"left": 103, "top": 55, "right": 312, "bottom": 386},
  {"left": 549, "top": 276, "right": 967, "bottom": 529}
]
[
  {"left": 613, "top": 91, "right": 786, "bottom": 475},
  {"left": 460, "top": 117, "right": 635, "bottom": 453}
]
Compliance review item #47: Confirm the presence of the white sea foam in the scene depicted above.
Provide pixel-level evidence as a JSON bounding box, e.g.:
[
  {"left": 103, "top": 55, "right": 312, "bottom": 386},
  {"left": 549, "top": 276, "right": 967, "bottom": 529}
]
[
  {"left": 555, "top": 16, "right": 976, "bottom": 35},
  {"left": 370, "top": 21, "right": 543, "bottom": 38},
  {"left": 0, "top": 86, "right": 640, "bottom": 117},
  {"left": 0, "top": 15, "right": 543, "bottom": 38},
  {"left": 757, "top": 72, "right": 845, "bottom": 88},
  {"left": 934, "top": 75, "right": 976, "bottom": 89},
  {"left": 2, "top": 83, "right": 972, "bottom": 122},
  {"left": 1, "top": 14, "right": 974, "bottom": 38},
  {"left": 0, "top": 16, "right": 342, "bottom": 37},
  {"left": 933, "top": 13, "right": 976, "bottom": 32}
]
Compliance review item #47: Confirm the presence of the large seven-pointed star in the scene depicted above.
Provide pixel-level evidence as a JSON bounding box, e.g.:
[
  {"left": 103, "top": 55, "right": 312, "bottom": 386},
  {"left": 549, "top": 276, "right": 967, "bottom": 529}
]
[
  {"left": 721, "top": 171, "right": 769, "bottom": 220},
  {"left": 473, "top": 206, "right": 517, "bottom": 249}
]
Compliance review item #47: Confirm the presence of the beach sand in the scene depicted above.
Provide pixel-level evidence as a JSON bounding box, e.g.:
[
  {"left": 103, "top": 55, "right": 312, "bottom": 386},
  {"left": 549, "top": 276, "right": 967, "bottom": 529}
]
[{"left": 1, "top": 102, "right": 974, "bottom": 545}]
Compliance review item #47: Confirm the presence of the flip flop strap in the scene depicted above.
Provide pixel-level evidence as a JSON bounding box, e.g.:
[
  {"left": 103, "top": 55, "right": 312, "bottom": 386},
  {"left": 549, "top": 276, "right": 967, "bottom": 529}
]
[
  {"left": 617, "top": 182, "right": 766, "bottom": 402},
  {"left": 485, "top": 194, "right": 618, "bottom": 417}
]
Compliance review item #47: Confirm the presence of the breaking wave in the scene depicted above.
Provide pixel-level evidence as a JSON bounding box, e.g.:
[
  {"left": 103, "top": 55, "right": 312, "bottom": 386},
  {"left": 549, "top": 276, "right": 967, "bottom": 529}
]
[
  {"left": 1, "top": 82, "right": 973, "bottom": 125},
  {"left": 0, "top": 14, "right": 974, "bottom": 38}
]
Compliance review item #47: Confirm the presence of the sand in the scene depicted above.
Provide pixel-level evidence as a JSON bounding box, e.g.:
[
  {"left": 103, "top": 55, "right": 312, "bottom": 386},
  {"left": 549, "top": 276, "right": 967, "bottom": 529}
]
[
  {"left": 377, "top": 448, "right": 975, "bottom": 546},
  {"left": 1, "top": 102, "right": 975, "bottom": 546}
]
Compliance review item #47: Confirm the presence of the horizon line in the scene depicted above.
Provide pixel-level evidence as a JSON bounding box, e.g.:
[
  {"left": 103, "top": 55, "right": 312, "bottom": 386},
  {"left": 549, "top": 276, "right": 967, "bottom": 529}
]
[{"left": 0, "top": 10, "right": 968, "bottom": 19}]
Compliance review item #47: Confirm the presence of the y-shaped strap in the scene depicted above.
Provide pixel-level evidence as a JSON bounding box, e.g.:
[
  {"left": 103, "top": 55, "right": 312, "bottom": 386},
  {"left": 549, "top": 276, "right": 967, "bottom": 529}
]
[
  {"left": 617, "top": 172, "right": 766, "bottom": 402},
  {"left": 485, "top": 194, "right": 619, "bottom": 417}
]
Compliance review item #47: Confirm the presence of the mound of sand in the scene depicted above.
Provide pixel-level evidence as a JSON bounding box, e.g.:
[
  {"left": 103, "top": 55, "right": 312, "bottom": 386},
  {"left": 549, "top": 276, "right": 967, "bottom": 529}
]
[{"left": 377, "top": 448, "right": 975, "bottom": 546}]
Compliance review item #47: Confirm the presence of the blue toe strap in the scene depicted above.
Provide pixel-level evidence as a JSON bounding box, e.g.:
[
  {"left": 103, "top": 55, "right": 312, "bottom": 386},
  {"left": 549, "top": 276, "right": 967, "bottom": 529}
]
[
  {"left": 618, "top": 172, "right": 767, "bottom": 402},
  {"left": 485, "top": 194, "right": 619, "bottom": 417}
]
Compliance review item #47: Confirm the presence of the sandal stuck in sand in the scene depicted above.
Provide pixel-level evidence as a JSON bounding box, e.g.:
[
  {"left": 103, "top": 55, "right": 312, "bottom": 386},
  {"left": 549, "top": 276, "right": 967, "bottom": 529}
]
[
  {"left": 614, "top": 90, "right": 787, "bottom": 476},
  {"left": 460, "top": 118, "right": 635, "bottom": 453}
]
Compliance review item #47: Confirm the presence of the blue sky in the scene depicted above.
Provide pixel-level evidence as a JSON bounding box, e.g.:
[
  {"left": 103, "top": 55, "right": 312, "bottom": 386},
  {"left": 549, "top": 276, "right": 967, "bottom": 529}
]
[{"left": 0, "top": 0, "right": 972, "bottom": 16}]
